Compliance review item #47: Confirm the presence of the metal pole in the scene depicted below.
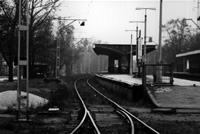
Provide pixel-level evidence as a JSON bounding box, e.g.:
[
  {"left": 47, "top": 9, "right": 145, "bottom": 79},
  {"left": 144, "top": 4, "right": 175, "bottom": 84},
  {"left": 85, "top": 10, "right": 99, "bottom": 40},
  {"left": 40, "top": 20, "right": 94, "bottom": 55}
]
[
  {"left": 157, "top": 0, "right": 163, "bottom": 83},
  {"left": 125, "top": 30, "right": 136, "bottom": 75},
  {"left": 130, "top": 34, "right": 133, "bottom": 75},
  {"left": 138, "top": 30, "right": 142, "bottom": 77},
  {"left": 144, "top": 13, "right": 147, "bottom": 63},
  {"left": 88, "top": 51, "right": 90, "bottom": 73},
  {"left": 98, "top": 55, "right": 100, "bottom": 73},
  {"left": 17, "top": 0, "right": 29, "bottom": 121},
  {"left": 26, "top": 0, "right": 29, "bottom": 121},
  {"left": 71, "top": 43, "right": 73, "bottom": 74},
  {"left": 136, "top": 26, "right": 138, "bottom": 67},
  {"left": 17, "top": 0, "right": 21, "bottom": 121},
  {"left": 99, "top": 55, "right": 101, "bottom": 72},
  {"left": 159, "top": 0, "right": 163, "bottom": 63}
]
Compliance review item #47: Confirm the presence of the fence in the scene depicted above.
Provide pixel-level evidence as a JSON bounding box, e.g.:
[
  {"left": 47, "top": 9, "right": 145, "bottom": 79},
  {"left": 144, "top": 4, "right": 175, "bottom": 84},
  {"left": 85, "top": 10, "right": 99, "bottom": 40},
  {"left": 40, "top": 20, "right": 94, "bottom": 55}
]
[{"left": 143, "top": 63, "right": 174, "bottom": 86}]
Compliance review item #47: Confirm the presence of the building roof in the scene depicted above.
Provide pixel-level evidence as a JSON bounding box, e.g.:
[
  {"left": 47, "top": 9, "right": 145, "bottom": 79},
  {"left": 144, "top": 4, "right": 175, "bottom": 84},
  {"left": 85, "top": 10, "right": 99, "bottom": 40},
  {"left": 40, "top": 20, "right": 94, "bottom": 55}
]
[
  {"left": 176, "top": 50, "right": 200, "bottom": 58},
  {"left": 93, "top": 44, "right": 156, "bottom": 56}
]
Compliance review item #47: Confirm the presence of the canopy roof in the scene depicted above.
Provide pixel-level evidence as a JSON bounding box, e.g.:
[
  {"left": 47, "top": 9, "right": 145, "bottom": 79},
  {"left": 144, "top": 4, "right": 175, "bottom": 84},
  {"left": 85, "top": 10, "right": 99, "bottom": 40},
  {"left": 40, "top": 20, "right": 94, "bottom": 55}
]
[{"left": 93, "top": 44, "right": 156, "bottom": 56}]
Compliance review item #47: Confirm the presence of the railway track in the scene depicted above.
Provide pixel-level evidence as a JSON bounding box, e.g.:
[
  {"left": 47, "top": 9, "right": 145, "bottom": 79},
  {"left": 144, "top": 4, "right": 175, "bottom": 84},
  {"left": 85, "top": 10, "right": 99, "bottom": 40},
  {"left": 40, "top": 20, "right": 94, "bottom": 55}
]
[{"left": 70, "top": 76, "right": 160, "bottom": 134}]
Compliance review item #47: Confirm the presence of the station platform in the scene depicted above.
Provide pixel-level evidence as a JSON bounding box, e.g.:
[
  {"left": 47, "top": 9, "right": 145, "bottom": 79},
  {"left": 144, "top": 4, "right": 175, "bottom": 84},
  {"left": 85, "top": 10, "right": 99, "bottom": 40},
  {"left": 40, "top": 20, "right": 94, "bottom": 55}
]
[
  {"left": 100, "top": 74, "right": 142, "bottom": 85},
  {"left": 100, "top": 74, "right": 200, "bottom": 86},
  {"left": 98, "top": 74, "right": 200, "bottom": 109}
]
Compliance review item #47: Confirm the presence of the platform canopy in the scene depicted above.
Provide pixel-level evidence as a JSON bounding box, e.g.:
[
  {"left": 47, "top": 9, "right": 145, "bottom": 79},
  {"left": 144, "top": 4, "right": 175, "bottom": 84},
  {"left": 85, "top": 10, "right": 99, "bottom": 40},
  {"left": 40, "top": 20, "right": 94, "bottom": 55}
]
[{"left": 93, "top": 43, "right": 157, "bottom": 56}]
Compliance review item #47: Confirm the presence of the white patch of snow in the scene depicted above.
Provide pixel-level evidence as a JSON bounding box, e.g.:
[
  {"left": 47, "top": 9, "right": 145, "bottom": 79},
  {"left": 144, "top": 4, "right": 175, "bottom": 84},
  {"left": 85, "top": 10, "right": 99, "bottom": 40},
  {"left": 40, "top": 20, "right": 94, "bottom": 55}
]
[{"left": 0, "top": 90, "right": 48, "bottom": 110}]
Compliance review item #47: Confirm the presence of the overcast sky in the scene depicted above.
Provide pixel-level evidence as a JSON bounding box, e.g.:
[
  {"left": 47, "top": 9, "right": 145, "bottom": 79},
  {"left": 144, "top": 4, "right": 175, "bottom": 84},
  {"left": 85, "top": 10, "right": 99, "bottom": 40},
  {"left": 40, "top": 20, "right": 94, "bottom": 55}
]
[{"left": 56, "top": 0, "right": 198, "bottom": 44}]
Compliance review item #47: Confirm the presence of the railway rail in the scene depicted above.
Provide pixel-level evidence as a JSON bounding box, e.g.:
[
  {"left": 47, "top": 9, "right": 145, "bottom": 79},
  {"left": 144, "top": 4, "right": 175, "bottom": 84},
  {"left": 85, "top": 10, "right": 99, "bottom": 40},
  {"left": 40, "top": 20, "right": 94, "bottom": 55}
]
[{"left": 70, "top": 76, "right": 160, "bottom": 134}]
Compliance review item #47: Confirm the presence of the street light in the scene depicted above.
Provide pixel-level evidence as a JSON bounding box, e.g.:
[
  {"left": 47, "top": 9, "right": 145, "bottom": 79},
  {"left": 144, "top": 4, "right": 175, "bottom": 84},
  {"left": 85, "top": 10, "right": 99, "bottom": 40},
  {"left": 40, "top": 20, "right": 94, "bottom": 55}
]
[
  {"left": 54, "top": 17, "right": 87, "bottom": 78},
  {"left": 129, "top": 21, "right": 144, "bottom": 77},
  {"left": 135, "top": 7, "right": 156, "bottom": 63},
  {"left": 55, "top": 18, "right": 87, "bottom": 33},
  {"left": 184, "top": 18, "right": 200, "bottom": 29},
  {"left": 129, "top": 21, "right": 144, "bottom": 74},
  {"left": 125, "top": 29, "right": 136, "bottom": 75}
]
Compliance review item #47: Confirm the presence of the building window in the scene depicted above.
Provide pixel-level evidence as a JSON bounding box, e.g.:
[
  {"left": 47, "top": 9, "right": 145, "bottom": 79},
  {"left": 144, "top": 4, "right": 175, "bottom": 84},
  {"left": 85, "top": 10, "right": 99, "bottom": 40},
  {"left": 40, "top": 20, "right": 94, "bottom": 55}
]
[
  {"left": 114, "top": 60, "right": 118, "bottom": 68},
  {"left": 186, "top": 59, "right": 189, "bottom": 70}
]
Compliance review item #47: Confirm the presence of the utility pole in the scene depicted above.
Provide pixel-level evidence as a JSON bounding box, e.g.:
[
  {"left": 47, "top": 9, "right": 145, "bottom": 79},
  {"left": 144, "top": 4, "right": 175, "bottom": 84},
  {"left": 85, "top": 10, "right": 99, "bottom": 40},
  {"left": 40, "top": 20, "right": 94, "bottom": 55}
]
[
  {"left": 54, "top": 18, "right": 86, "bottom": 78},
  {"left": 17, "top": 0, "right": 29, "bottom": 121},
  {"left": 156, "top": 0, "right": 163, "bottom": 83}
]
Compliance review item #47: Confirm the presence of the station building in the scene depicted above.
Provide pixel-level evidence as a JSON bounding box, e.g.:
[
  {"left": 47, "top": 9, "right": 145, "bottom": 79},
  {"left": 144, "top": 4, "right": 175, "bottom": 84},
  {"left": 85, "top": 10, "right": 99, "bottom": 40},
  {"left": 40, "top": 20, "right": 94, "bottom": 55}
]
[
  {"left": 93, "top": 43, "right": 156, "bottom": 74},
  {"left": 176, "top": 49, "right": 200, "bottom": 74}
]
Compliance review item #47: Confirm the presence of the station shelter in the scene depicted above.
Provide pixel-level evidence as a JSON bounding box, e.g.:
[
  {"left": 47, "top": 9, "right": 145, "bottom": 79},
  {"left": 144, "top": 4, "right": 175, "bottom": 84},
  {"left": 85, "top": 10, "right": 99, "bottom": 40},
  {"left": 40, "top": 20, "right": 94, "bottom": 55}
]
[
  {"left": 93, "top": 44, "right": 156, "bottom": 74},
  {"left": 176, "top": 49, "right": 200, "bottom": 74}
]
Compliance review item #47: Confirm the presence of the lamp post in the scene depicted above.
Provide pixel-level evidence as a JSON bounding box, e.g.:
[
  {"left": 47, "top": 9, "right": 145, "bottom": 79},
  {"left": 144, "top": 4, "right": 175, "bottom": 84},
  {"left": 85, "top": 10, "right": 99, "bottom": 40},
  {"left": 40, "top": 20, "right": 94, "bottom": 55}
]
[
  {"left": 54, "top": 17, "right": 86, "bottom": 78},
  {"left": 135, "top": 8, "right": 156, "bottom": 63},
  {"left": 129, "top": 21, "right": 144, "bottom": 71},
  {"left": 125, "top": 30, "right": 136, "bottom": 75}
]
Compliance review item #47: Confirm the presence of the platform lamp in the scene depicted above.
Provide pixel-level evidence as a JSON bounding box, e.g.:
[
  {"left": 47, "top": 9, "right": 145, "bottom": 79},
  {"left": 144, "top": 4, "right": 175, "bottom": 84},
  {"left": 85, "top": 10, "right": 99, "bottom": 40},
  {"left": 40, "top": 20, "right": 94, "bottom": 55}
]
[
  {"left": 129, "top": 21, "right": 144, "bottom": 76},
  {"left": 135, "top": 7, "right": 156, "bottom": 63},
  {"left": 125, "top": 30, "right": 136, "bottom": 75}
]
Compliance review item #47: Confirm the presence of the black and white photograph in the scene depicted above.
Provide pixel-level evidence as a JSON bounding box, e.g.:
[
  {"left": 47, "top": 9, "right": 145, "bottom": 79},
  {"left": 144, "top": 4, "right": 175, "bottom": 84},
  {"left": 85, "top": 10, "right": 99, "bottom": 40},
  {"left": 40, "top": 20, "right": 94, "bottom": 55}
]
[{"left": 0, "top": 0, "right": 200, "bottom": 133}]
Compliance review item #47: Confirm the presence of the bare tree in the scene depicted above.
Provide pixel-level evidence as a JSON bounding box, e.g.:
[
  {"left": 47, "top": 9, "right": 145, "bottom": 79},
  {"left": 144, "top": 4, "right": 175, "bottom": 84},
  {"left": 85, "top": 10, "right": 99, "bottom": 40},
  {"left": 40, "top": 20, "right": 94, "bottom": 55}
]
[
  {"left": 162, "top": 18, "right": 191, "bottom": 63},
  {"left": 29, "top": 0, "right": 60, "bottom": 66},
  {"left": 0, "top": 0, "right": 60, "bottom": 81},
  {"left": 0, "top": 0, "right": 19, "bottom": 81}
]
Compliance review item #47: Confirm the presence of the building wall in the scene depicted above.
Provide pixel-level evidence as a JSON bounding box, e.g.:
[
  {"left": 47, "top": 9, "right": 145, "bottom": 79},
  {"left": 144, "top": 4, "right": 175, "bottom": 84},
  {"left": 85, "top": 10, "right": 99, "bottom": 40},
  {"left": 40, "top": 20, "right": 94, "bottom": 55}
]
[
  {"left": 176, "top": 54, "right": 200, "bottom": 74},
  {"left": 188, "top": 54, "right": 200, "bottom": 73},
  {"left": 108, "top": 55, "right": 129, "bottom": 74}
]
